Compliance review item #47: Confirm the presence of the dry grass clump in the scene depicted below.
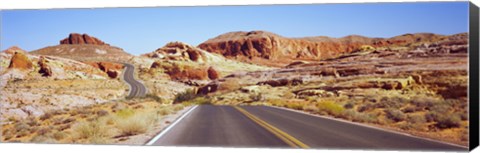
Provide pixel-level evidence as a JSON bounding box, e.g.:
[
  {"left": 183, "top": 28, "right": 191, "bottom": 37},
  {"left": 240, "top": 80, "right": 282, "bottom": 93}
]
[
  {"left": 72, "top": 119, "right": 112, "bottom": 144},
  {"left": 316, "top": 101, "right": 345, "bottom": 116},
  {"left": 115, "top": 110, "right": 159, "bottom": 136}
]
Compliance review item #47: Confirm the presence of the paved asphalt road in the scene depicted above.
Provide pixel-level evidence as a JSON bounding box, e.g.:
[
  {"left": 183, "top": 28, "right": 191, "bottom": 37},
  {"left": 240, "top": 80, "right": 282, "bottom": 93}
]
[
  {"left": 148, "top": 105, "right": 466, "bottom": 151},
  {"left": 122, "top": 63, "right": 147, "bottom": 98}
]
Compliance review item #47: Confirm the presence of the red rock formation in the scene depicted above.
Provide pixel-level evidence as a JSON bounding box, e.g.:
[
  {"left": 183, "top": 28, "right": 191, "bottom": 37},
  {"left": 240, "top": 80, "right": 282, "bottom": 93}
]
[
  {"left": 8, "top": 52, "right": 33, "bottom": 70},
  {"left": 85, "top": 61, "right": 124, "bottom": 78},
  {"left": 60, "top": 33, "right": 108, "bottom": 45},
  {"left": 197, "top": 31, "right": 453, "bottom": 64},
  {"left": 38, "top": 56, "right": 53, "bottom": 77}
]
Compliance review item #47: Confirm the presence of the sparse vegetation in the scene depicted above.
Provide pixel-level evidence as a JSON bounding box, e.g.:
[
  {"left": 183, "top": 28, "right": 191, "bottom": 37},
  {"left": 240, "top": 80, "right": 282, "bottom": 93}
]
[{"left": 173, "top": 88, "right": 197, "bottom": 103}]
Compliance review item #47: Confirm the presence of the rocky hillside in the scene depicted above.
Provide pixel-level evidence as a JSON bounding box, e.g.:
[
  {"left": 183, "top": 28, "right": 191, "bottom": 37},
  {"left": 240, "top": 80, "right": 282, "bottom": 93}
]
[
  {"left": 198, "top": 31, "right": 465, "bottom": 67},
  {"left": 31, "top": 33, "right": 132, "bottom": 62}
]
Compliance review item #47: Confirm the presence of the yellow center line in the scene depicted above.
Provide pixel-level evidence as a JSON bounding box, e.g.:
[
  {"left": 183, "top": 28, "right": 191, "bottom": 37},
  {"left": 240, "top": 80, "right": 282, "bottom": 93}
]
[{"left": 233, "top": 106, "right": 310, "bottom": 149}]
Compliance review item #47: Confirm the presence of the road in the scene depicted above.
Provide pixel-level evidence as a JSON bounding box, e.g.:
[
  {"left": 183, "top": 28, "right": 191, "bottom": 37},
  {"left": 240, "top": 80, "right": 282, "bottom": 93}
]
[
  {"left": 122, "top": 63, "right": 147, "bottom": 98},
  {"left": 148, "top": 105, "right": 466, "bottom": 151}
]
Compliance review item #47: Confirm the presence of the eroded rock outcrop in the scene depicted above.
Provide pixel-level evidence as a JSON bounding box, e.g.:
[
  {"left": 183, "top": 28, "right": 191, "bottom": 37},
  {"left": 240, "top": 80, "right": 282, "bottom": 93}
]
[
  {"left": 60, "top": 33, "right": 108, "bottom": 45},
  {"left": 197, "top": 31, "right": 462, "bottom": 66},
  {"left": 85, "top": 61, "right": 124, "bottom": 79},
  {"left": 38, "top": 56, "right": 53, "bottom": 77},
  {"left": 143, "top": 42, "right": 206, "bottom": 62}
]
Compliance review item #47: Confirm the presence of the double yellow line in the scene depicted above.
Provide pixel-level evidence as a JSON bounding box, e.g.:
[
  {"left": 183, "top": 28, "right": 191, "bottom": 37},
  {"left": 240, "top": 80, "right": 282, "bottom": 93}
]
[{"left": 234, "top": 106, "right": 310, "bottom": 149}]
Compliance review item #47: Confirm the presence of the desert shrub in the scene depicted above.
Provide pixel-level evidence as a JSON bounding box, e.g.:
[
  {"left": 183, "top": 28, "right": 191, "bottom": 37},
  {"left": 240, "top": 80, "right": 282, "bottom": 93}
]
[
  {"left": 401, "top": 106, "right": 416, "bottom": 113},
  {"left": 73, "top": 120, "right": 111, "bottom": 143},
  {"left": 384, "top": 109, "right": 406, "bottom": 122},
  {"left": 303, "top": 104, "right": 319, "bottom": 112},
  {"left": 343, "top": 102, "right": 355, "bottom": 109},
  {"left": 411, "top": 95, "right": 440, "bottom": 109},
  {"left": 157, "top": 108, "right": 173, "bottom": 116},
  {"left": 407, "top": 114, "right": 427, "bottom": 124},
  {"left": 249, "top": 93, "right": 264, "bottom": 102},
  {"left": 435, "top": 114, "right": 461, "bottom": 129},
  {"left": 115, "top": 111, "right": 158, "bottom": 136},
  {"left": 341, "top": 110, "right": 377, "bottom": 123},
  {"left": 144, "top": 93, "right": 163, "bottom": 103},
  {"left": 26, "top": 118, "right": 39, "bottom": 127},
  {"left": 115, "top": 108, "right": 135, "bottom": 118},
  {"left": 96, "top": 110, "right": 109, "bottom": 117},
  {"left": 39, "top": 112, "right": 53, "bottom": 121},
  {"left": 173, "top": 104, "right": 185, "bottom": 111},
  {"left": 173, "top": 89, "right": 197, "bottom": 103},
  {"left": 36, "top": 127, "right": 51, "bottom": 136},
  {"left": 317, "top": 101, "right": 345, "bottom": 116},
  {"left": 14, "top": 122, "right": 30, "bottom": 132},
  {"left": 428, "top": 104, "right": 450, "bottom": 113},
  {"left": 30, "top": 135, "right": 57, "bottom": 143},
  {"left": 53, "top": 131, "right": 67, "bottom": 141},
  {"left": 375, "top": 97, "right": 404, "bottom": 109},
  {"left": 458, "top": 112, "right": 468, "bottom": 121},
  {"left": 186, "top": 96, "right": 211, "bottom": 105},
  {"left": 286, "top": 103, "right": 304, "bottom": 110},
  {"left": 357, "top": 103, "right": 374, "bottom": 112}
]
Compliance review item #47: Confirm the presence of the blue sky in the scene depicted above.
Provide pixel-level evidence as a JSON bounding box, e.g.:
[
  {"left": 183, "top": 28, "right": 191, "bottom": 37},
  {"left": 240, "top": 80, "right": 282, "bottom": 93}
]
[{"left": 1, "top": 2, "right": 469, "bottom": 55}]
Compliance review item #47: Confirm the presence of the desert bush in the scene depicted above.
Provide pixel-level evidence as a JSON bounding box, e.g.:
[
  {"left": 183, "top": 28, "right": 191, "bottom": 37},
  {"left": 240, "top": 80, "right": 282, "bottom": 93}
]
[
  {"left": 144, "top": 93, "right": 163, "bottom": 103},
  {"left": 186, "top": 96, "right": 211, "bottom": 105},
  {"left": 341, "top": 110, "right": 377, "bottom": 123},
  {"left": 173, "top": 89, "right": 197, "bottom": 103},
  {"left": 343, "top": 102, "right": 355, "bottom": 109},
  {"left": 286, "top": 102, "right": 304, "bottom": 110},
  {"left": 30, "top": 135, "right": 57, "bottom": 143},
  {"left": 173, "top": 104, "right": 185, "bottom": 111},
  {"left": 357, "top": 103, "right": 374, "bottom": 112},
  {"left": 428, "top": 104, "right": 450, "bottom": 113},
  {"left": 375, "top": 97, "right": 404, "bottom": 109},
  {"left": 115, "top": 111, "right": 158, "bottom": 136},
  {"left": 115, "top": 108, "right": 135, "bottom": 118},
  {"left": 39, "top": 112, "right": 53, "bottom": 121},
  {"left": 73, "top": 119, "right": 111, "bottom": 141},
  {"left": 407, "top": 114, "right": 427, "bottom": 124},
  {"left": 401, "top": 106, "right": 416, "bottom": 113},
  {"left": 384, "top": 109, "right": 406, "bottom": 122},
  {"left": 96, "top": 110, "right": 109, "bottom": 117},
  {"left": 249, "top": 93, "right": 264, "bottom": 102},
  {"left": 434, "top": 114, "right": 461, "bottom": 129},
  {"left": 303, "top": 104, "right": 319, "bottom": 112},
  {"left": 317, "top": 101, "right": 345, "bottom": 116},
  {"left": 157, "top": 108, "right": 173, "bottom": 116},
  {"left": 411, "top": 95, "right": 441, "bottom": 109},
  {"left": 53, "top": 131, "right": 67, "bottom": 141}
]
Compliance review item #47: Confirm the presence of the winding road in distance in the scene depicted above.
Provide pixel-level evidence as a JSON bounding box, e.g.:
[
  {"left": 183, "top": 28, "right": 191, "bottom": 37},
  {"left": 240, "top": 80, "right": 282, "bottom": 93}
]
[
  {"left": 147, "top": 105, "right": 467, "bottom": 151},
  {"left": 122, "top": 63, "right": 147, "bottom": 98}
]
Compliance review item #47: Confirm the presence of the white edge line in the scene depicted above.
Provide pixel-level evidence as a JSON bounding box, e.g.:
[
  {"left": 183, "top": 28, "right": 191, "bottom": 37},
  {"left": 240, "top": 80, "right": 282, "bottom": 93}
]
[
  {"left": 145, "top": 105, "right": 199, "bottom": 145},
  {"left": 267, "top": 105, "right": 469, "bottom": 150}
]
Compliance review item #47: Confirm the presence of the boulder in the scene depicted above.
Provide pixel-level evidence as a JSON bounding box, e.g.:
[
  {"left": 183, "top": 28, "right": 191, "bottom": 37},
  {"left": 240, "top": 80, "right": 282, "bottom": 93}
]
[
  {"left": 8, "top": 52, "right": 33, "bottom": 70},
  {"left": 207, "top": 66, "right": 219, "bottom": 80}
]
